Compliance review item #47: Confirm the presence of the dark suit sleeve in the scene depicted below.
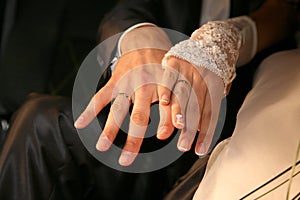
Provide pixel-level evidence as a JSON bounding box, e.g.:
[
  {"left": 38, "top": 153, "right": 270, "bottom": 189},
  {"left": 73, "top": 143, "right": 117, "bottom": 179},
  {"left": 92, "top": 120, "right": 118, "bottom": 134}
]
[
  {"left": 98, "top": 0, "right": 202, "bottom": 42},
  {"left": 98, "top": 0, "right": 161, "bottom": 42},
  {"left": 96, "top": 0, "right": 164, "bottom": 83}
]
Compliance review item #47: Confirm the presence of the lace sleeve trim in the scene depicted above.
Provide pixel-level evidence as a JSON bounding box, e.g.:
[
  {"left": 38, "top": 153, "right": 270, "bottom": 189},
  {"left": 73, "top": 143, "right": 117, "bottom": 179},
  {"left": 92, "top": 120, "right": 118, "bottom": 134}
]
[{"left": 162, "top": 16, "right": 255, "bottom": 94}]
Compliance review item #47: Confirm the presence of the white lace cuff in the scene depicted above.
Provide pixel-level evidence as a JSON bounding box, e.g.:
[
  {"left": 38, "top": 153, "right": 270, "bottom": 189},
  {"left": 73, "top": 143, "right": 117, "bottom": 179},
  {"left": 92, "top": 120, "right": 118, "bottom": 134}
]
[{"left": 162, "top": 16, "right": 256, "bottom": 94}]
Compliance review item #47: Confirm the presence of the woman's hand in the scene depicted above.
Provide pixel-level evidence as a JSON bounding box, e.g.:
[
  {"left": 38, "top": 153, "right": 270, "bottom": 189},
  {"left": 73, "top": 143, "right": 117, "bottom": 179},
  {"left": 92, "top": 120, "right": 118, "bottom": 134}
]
[{"left": 158, "top": 57, "right": 225, "bottom": 156}]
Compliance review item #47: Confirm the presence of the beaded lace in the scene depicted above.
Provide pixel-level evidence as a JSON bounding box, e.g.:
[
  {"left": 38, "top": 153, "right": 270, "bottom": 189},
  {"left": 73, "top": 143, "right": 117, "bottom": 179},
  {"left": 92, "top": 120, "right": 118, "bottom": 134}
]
[{"left": 162, "top": 16, "right": 255, "bottom": 94}]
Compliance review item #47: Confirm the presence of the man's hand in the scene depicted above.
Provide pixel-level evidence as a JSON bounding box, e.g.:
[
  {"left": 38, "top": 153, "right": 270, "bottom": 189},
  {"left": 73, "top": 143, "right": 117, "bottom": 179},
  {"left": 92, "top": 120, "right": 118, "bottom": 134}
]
[
  {"left": 75, "top": 48, "right": 168, "bottom": 166},
  {"left": 75, "top": 25, "right": 172, "bottom": 166}
]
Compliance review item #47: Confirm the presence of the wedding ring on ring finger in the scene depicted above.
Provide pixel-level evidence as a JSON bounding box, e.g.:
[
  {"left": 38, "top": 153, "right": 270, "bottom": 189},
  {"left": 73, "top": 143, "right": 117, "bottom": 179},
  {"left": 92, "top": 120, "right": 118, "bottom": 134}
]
[
  {"left": 172, "top": 79, "right": 191, "bottom": 127},
  {"left": 174, "top": 79, "right": 191, "bottom": 95},
  {"left": 176, "top": 79, "right": 191, "bottom": 88},
  {"left": 116, "top": 92, "right": 132, "bottom": 102},
  {"left": 112, "top": 92, "right": 132, "bottom": 114}
]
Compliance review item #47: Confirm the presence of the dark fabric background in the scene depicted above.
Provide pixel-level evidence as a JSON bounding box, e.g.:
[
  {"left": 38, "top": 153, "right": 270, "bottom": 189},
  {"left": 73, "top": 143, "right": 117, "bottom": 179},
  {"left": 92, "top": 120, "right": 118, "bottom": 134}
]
[{"left": 0, "top": 0, "right": 118, "bottom": 116}]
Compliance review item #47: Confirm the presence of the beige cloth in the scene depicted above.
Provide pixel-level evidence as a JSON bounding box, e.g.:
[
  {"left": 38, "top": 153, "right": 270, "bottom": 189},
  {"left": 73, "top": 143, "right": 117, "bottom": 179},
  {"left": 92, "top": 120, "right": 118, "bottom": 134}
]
[{"left": 193, "top": 49, "right": 300, "bottom": 200}]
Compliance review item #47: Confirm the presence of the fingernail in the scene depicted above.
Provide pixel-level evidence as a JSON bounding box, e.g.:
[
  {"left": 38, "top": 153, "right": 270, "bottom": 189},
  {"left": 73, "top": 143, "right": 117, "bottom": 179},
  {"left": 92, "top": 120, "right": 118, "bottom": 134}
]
[
  {"left": 196, "top": 143, "right": 208, "bottom": 156},
  {"left": 157, "top": 126, "right": 166, "bottom": 134},
  {"left": 119, "top": 151, "right": 136, "bottom": 166},
  {"left": 74, "top": 116, "right": 84, "bottom": 128},
  {"left": 175, "top": 114, "right": 184, "bottom": 128},
  {"left": 157, "top": 126, "right": 168, "bottom": 139},
  {"left": 178, "top": 138, "right": 189, "bottom": 152},
  {"left": 96, "top": 135, "right": 111, "bottom": 151},
  {"left": 160, "top": 94, "right": 169, "bottom": 104}
]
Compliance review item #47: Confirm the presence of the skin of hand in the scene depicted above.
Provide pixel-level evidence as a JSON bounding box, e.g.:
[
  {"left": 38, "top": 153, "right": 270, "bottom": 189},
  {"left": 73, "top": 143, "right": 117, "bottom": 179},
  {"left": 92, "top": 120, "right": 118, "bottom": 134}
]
[
  {"left": 74, "top": 24, "right": 225, "bottom": 166},
  {"left": 74, "top": 26, "right": 172, "bottom": 166},
  {"left": 74, "top": 49, "right": 167, "bottom": 166},
  {"left": 74, "top": 23, "right": 225, "bottom": 166},
  {"left": 157, "top": 57, "right": 225, "bottom": 156}
]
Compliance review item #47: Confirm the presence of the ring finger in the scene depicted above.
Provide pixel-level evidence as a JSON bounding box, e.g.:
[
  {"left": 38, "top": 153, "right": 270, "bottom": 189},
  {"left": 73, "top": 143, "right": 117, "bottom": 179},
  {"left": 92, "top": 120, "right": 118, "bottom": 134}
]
[
  {"left": 171, "top": 77, "right": 192, "bottom": 129},
  {"left": 96, "top": 92, "right": 131, "bottom": 151}
]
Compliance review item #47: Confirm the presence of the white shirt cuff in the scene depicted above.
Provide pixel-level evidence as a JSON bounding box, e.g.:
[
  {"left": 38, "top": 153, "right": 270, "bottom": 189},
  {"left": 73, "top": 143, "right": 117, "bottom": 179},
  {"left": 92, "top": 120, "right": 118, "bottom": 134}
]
[{"left": 110, "top": 22, "right": 156, "bottom": 72}]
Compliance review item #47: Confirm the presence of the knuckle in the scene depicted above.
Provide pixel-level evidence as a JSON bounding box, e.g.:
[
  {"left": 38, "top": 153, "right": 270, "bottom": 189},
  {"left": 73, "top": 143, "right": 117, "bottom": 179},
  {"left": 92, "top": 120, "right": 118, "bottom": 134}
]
[
  {"left": 137, "top": 85, "right": 148, "bottom": 93},
  {"left": 174, "top": 84, "right": 189, "bottom": 96},
  {"left": 166, "top": 70, "right": 178, "bottom": 81},
  {"left": 83, "top": 108, "right": 96, "bottom": 118},
  {"left": 103, "top": 127, "right": 116, "bottom": 137},
  {"left": 111, "top": 101, "right": 123, "bottom": 113},
  {"left": 160, "top": 121, "right": 173, "bottom": 128},
  {"left": 167, "top": 57, "right": 180, "bottom": 67},
  {"left": 125, "top": 140, "right": 141, "bottom": 152},
  {"left": 139, "top": 70, "right": 151, "bottom": 83},
  {"left": 131, "top": 110, "right": 148, "bottom": 125},
  {"left": 185, "top": 125, "right": 198, "bottom": 134},
  {"left": 126, "top": 139, "right": 139, "bottom": 147}
]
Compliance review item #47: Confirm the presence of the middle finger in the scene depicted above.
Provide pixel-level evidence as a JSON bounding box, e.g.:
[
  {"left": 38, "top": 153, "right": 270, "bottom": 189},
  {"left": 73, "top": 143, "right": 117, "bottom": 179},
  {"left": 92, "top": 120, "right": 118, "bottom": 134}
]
[{"left": 119, "top": 85, "right": 154, "bottom": 166}]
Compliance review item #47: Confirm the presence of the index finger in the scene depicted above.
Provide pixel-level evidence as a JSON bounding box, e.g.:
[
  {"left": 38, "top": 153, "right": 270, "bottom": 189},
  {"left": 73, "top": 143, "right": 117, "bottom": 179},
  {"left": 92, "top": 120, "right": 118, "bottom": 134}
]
[{"left": 74, "top": 82, "right": 114, "bottom": 129}]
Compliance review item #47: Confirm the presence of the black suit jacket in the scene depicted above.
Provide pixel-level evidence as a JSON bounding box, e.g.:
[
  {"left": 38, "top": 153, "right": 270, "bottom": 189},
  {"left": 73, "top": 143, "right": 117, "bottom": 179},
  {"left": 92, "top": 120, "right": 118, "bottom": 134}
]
[{"left": 98, "top": 0, "right": 264, "bottom": 41}]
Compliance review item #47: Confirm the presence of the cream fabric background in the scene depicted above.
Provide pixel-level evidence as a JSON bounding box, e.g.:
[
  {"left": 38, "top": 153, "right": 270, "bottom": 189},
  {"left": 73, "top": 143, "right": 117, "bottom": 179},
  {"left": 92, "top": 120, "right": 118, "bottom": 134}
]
[{"left": 193, "top": 49, "right": 300, "bottom": 200}]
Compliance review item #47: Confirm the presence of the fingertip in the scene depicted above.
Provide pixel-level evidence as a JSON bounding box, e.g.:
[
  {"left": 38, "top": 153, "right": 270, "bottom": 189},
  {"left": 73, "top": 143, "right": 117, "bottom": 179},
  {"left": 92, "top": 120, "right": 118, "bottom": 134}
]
[
  {"left": 74, "top": 116, "right": 86, "bottom": 129},
  {"left": 160, "top": 99, "right": 169, "bottom": 105},
  {"left": 156, "top": 126, "right": 172, "bottom": 140},
  {"left": 174, "top": 114, "right": 184, "bottom": 129},
  {"left": 156, "top": 133, "right": 165, "bottom": 140},
  {"left": 159, "top": 93, "right": 170, "bottom": 105},
  {"left": 195, "top": 142, "right": 208, "bottom": 156},
  {"left": 157, "top": 133, "right": 169, "bottom": 140},
  {"left": 195, "top": 152, "right": 209, "bottom": 159},
  {"left": 96, "top": 135, "right": 111, "bottom": 152},
  {"left": 119, "top": 151, "right": 137, "bottom": 166},
  {"left": 177, "top": 137, "right": 190, "bottom": 152}
]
